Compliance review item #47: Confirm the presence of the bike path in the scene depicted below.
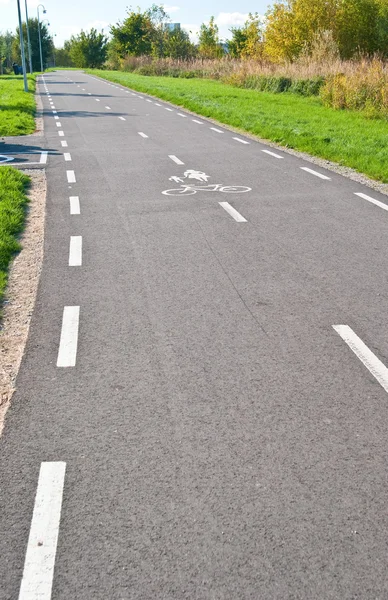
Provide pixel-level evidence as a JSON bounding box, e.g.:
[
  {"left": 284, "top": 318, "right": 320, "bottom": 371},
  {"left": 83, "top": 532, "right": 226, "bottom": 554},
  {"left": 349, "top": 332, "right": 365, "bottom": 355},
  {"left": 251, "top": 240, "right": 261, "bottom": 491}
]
[{"left": 0, "top": 70, "right": 387, "bottom": 599}]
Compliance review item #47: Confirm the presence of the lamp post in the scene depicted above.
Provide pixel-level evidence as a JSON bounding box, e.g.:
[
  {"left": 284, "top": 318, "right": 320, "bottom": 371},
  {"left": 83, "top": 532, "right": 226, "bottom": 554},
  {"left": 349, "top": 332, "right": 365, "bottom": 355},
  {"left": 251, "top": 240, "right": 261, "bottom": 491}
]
[
  {"left": 24, "top": 0, "right": 33, "bottom": 73},
  {"left": 16, "top": 0, "right": 28, "bottom": 91},
  {"left": 37, "top": 4, "right": 46, "bottom": 72}
]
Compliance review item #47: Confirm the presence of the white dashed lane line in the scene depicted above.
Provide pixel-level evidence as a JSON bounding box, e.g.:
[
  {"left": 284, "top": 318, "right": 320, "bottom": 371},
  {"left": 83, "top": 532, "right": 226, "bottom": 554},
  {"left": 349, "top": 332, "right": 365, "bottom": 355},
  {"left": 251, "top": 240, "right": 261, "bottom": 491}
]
[
  {"left": 354, "top": 192, "right": 388, "bottom": 212},
  {"left": 66, "top": 170, "right": 76, "bottom": 183},
  {"left": 165, "top": 108, "right": 173, "bottom": 112},
  {"left": 219, "top": 202, "right": 247, "bottom": 223},
  {"left": 95, "top": 99, "right": 100, "bottom": 102},
  {"left": 177, "top": 113, "right": 187, "bottom": 118},
  {"left": 154, "top": 103, "right": 161, "bottom": 106},
  {"left": 146, "top": 99, "right": 152, "bottom": 103},
  {"left": 56, "top": 122, "right": 62, "bottom": 127},
  {"left": 118, "top": 117, "right": 126, "bottom": 121},
  {"left": 69, "top": 236, "right": 82, "bottom": 266},
  {"left": 300, "top": 167, "right": 331, "bottom": 180},
  {"left": 333, "top": 325, "right": 388, "bottom": 394},
  {"left": 58, "top": 131, "right": 65, "bottom": 137},
  {"left": 18, "top": 462, "right": 66, "bottom": 600},
  {"left": 262, "top": 149, "right": 284, "bottom": 159},
  {"left": 169, "top": 155, "right": 185, "bottom": 165},
  {"left": 61, "top": 141, "right": 68, "bottom": 147},
  {"left": 57, "top": 306, "right": 80, "bottom": 367},
  {"left": 138, "top": 132, "right": 149, "bottom": 138},
  {"left": 210, "top": 127, "right": 224, "bottom": 134},
  {"left": 64, "top": 153, "right": 72, "bottom": 162},
  {"left": 40, "top": 151, "right": 48, "bottom": 165},
  {"left": 105, "top": 106, "right": 111, "bottom": 110},
  {"left": 233, "top": 137, "right": 250, "bottom": 145},
  {"left": 192, "top": 119, "right": 203, "bottom": 124},
  {"left": 69, "top": 196, "right": 80, "bottom": 215}
]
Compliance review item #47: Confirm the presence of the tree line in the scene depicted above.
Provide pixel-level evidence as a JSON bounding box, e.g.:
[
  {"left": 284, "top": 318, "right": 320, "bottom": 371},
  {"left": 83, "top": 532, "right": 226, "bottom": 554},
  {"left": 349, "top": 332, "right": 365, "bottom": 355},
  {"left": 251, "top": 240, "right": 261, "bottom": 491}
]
[
  {"left": 0, "top": 19, "right": 53, "bottom": 73},
  {"left": 2, "top": 0, "right": 388, "bottom": 74}
]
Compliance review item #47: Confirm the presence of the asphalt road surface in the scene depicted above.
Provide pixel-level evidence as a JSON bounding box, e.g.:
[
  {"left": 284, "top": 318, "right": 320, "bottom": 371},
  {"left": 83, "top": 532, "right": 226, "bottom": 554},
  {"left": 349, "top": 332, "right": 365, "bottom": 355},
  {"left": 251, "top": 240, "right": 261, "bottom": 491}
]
[{"left": 1, "top": 71, "right": 388, "bottom": 599}]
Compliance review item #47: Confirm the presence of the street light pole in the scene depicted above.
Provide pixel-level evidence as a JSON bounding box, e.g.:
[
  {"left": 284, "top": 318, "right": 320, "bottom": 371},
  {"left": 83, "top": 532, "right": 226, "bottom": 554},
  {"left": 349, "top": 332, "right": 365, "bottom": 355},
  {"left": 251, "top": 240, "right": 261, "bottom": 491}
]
[
  {"left": 16, "top": 0, "right": 28, "bottom": 91},
  {"left": 37, "top": 4, "right": 46, "bottom": 72},
  {"left": 24, "top": 0, "right": 33, "bottom": 73}
]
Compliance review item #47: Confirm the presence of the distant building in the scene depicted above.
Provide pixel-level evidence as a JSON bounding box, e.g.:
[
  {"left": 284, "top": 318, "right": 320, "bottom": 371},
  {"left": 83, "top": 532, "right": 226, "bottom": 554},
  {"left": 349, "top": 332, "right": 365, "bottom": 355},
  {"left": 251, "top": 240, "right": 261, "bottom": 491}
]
[{"left": 164, "top": 23, "right": 181, "bottom": 32}]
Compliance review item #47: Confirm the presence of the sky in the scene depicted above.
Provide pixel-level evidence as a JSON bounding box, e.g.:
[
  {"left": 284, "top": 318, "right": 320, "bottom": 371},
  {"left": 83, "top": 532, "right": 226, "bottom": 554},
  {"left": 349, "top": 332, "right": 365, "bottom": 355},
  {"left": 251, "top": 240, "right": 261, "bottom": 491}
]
[{"left": 0, "top": 0, "right": 275, "bottom": 47}]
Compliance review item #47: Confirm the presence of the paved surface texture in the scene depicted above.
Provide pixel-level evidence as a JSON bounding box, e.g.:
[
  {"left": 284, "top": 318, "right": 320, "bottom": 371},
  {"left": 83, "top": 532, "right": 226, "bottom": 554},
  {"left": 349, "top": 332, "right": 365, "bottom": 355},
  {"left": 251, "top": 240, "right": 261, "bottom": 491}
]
[{"left": 1, "top": 71, "right": 388, "bottom": 599}]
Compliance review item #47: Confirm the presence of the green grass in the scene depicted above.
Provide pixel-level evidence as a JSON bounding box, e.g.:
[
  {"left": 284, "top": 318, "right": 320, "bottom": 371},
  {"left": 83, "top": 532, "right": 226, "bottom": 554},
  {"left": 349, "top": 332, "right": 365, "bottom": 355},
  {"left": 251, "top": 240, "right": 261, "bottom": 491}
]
[
  {"left": 0, "top": 168, "right": 30, "bottom": 306},
  {"left": 87, "top": 69, "right": 388, "bottom": 183},
  {"left": 0, "top": 74, "right": 36, "bottom": 136}
]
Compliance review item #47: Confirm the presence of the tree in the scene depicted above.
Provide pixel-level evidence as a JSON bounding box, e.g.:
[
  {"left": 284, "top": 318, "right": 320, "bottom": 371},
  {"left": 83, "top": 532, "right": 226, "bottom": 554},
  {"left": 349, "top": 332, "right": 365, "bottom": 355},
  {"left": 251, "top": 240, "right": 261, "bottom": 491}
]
[
  {"left": 228, "top": 13, "right": 263, "bottom": 59},
  {"left": 163, "top": 27, "right": 197, "bottom": 59},
  {"left": 0, "top": 31, "right": 15, "bottom": 73},
  {"left": 68, "top": 29, "right": 108, "bottom": 68},
  {"left": 198, "top": 17, "right": 224, "bottom": 58},
  {"left": 110, "top": 8, "right": 154, "bottom": 59},
  {"left": 13, "top": 19, "right": 53, "bottom": 70},
  {"left": 55, "top": 43, "right": 74, "bottom": 68}
]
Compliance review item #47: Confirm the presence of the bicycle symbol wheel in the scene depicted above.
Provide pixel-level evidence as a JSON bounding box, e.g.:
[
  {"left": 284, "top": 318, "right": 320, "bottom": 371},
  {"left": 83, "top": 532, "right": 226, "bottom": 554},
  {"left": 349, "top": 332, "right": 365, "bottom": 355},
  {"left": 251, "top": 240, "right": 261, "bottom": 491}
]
[
  {"left": 162, "top": 188, "right": 197, "bottom": 196},
  {"left": 219, "top": 186, "right": 251, "bottom": 193}
]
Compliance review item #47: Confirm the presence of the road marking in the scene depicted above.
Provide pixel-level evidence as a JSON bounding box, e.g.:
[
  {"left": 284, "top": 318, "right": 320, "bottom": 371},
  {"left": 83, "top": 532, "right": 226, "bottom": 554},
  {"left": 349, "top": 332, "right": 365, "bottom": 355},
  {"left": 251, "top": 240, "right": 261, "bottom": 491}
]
[
  {"left": 95, "top": 99, "right": 100, "bottom": 102},
  {"left": 118, "top": 116, "right": 126, "bottom": 121},
  {"left": 138, "top": 132, "right": 148, "bottom": 138},
  {"left": 154, "top": 103, "right": 161, "bottom": 106},
  {"left": 82, "top": 88, "right": 85, "bottom": 91},
  {"left": 52, "top": 110, "right": 57, "bottom": 114},
  {"left": 210, "top": 127, "right": 224, "bottom": 134},
  {"left": 354, "top": 192, "right": 388, "bottom": 212},
  {"left": 69, "top": 196, "right": 80, "bottom": 215},
  {"left": 169, "top": 155, "right": 184, "bottom": 165},
  {"left": 233, "top": 137, "right": 250, "bottom": 145},
  {"left": 40, "top": 152, "right": 48, "bottom": 165},
  {"left": 333, "top": 325, "right": 388, "bottom": 393},
  {"left": 165, "top": 107, "right": 173, "bottom": 112},
  {"left": 105, "top": 106, "right": 111, "bottom": 110},
  {"left": 64, "top": 153, "right": 72, "bottom": 162},
  {"left": 300, "top": 167, "right": 331, "bottom": 180},
  {"left": 18, "top": 462, "right": 66, "bottom": 600},
  {"left": 54, "top": 116, "right": 59, "bottom": 120},
  {"left": 126, "top": 91, "right": 130, "bottom": 93},
  {"left": 66, "top": 170, "right": 76, "bottom": 183},
  {"left": 58, "top": 131, "right": 64, "bottom": 137},
  {"left": 138, "top": 96, "right": 144, "bottom": 99},
  {"left": 88, "top": 92, "right": 91, "bottom": 95},
  {"left": 177, "top": 113, "right": 187, "bottom": 118},
  {"left": 56, "top": 122, "right": 61, "bottom": 127},
  {"left": 57, "top": 306, "right": 80, "bottom": 367},
  {"left": 219, "top": 202, "right": 247, "bottom": 222},
  {"left": 69, "top": 236, "right": 82, "bottom": 266},
  {"left": 146, "top": 99, "right": 152, "bottom": 103},
  {"left": 192, "top": 119, "right": 203, "bottom": 124},
  {"left": 262, "top": 149, "right": 284, "bottom": 159},
  {"left": 61, "top": 141, "right": 68, "bottom": 147}
]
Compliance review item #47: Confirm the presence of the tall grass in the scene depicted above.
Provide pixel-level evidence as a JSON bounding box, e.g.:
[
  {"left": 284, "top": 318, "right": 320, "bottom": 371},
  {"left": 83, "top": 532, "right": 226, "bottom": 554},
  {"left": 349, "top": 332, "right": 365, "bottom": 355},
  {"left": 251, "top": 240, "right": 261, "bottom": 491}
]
[{"left": 117, "top": 55, "right": 388, "bottom": 118}]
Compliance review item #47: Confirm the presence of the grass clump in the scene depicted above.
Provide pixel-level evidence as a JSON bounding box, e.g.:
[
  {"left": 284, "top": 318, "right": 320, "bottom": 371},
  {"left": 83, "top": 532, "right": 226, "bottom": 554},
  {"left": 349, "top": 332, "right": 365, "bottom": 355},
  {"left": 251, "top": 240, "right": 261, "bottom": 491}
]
[
  {"left": 0, "top": 168, "right": 30, "bottom": 305},
  {"left": 0, "top": 74, "right": 36, "bottom": 136},
  {"left": 87, "top": 69, "right": 388, "bottom": 183}
]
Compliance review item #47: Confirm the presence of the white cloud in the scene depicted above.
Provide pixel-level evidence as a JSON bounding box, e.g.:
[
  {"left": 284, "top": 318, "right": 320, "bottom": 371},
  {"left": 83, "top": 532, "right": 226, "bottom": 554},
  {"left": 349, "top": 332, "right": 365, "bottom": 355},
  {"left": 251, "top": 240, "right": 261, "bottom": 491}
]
[
  {"left": 164, "top": 5, "right": 180, "bottom": 13},
  {"left": 215, "top": 12, "right": 250, "bottom": 27},
  {"left": 181, "top": 23, "right": 200, "bottom": 43}
]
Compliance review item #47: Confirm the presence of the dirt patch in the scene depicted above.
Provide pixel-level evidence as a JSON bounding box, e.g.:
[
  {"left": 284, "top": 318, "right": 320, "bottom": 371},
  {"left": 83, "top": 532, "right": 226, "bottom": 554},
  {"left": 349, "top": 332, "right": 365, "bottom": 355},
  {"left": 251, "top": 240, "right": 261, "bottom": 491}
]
[{"left": 0, "top": 169, "right": 46, "bottom": 435}]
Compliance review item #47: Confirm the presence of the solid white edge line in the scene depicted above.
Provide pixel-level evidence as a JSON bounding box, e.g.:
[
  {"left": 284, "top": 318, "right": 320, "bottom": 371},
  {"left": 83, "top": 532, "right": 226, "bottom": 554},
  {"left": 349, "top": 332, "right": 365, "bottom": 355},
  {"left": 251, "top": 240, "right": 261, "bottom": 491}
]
[
  {"left": 66, "top": 170, "right": 76, "bottom": 183},
  {"left": 300, "top": 167, "right": 331, "bottom": 180},
  {"left": 40, "top": 151, "right": 48, "bottom": 165},
  {"left": 333, "top": 325, "right": 388, "bottom": 393},
  {"left": 168, "top": 155, "right": 184, "bottom": 165},
  {"left": 64, "top": 153, "right": 72, "bottom": 162},
  {"left": 233, "top": 137, "right": 250, "bottom": 144},
  {"left": 69, "top": 236, "right": 82, "bottom": 266},
  {"left": 261, "top": 149, "right": 284, "bottom": 159},
  {"left": 354, "top": 192, "right": 388, "bottom": 212},
  {"left": 18, "top": 462, "right": 66, "bottom": 600},
  {"left": 219, "top": 202, "right": 247, "bottom": 223},
  {"left": 138, "top": 132, "right": 148, "bottom": 138},
  {"left": 69, "top": 196, "right": 80, "bottom": 215},
  {"left": 57, "top": 306, "right": 80, "bottom": 367}
]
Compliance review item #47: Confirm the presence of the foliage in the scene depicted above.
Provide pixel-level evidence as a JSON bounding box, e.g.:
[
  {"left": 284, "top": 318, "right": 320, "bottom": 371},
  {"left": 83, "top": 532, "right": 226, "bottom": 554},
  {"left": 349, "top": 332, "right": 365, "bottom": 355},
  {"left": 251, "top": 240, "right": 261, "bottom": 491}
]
[
  {"left": 13, "top": 19, "right": 54, "bottom": 71},
  {"left": 68, "top": 28, "right": 108, "bottom": 68},
  {"left": 163, "top": 27, "right": 197, "bottom": 60},
  {"left": 0, "top": 31, "right": 15, "bottom": 74},
  {"left": 0, "top": 167, "right": 30, "bottom": 306},
  {"left": 198, "top": 17, "right": 224, "bottom": 59},
  {"left": 0, "top": 74, "right": 36, "bottom": 135},
  {"left": 229, "top": 13, "right": 263, "bottom": 59},
  {"left": 54, "top": 43, "right": 74, "bottom": 68}
]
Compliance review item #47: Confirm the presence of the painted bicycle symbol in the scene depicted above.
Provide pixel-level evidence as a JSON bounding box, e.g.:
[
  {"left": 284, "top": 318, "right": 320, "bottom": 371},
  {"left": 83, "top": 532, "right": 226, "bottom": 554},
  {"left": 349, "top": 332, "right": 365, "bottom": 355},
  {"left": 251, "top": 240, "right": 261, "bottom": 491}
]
[{"left": 162, "top": 183, "right": 252, "bottom": 196}]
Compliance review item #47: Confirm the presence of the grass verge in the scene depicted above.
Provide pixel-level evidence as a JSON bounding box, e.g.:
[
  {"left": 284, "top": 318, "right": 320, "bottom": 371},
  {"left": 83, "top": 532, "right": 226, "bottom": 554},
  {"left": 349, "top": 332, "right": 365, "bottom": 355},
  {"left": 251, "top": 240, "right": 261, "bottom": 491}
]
[
  {"left": 87, "top": 69, "right": 388, "bottom": 183},
  {"left": 0, "top": 168, "right": 30, "bottom": 307},
  {"left": 0, "top": 74, "right": 36, "bottom": 136}
]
